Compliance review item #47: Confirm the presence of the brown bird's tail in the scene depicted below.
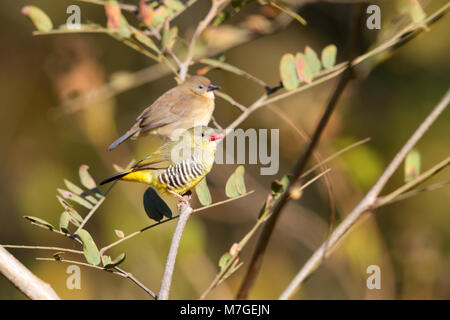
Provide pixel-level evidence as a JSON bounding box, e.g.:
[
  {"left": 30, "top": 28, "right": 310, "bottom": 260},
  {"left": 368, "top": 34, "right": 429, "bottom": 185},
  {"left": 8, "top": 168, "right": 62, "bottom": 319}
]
[
  {"left": 100, "top": 170, "right": 131, "bottom": 185},
  {"left": 108, "top": 128, "right": 139, "bottom": 151}
]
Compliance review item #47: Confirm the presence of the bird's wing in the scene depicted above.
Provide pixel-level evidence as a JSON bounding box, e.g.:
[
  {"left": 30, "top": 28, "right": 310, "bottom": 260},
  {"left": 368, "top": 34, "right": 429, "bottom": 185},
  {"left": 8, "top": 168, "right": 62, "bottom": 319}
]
[
  {"left": 132, "top": 139, "right": 195, "bottom": 171},
  {"left": 136, "top": 88, "right": 196, "bottom": 131}
]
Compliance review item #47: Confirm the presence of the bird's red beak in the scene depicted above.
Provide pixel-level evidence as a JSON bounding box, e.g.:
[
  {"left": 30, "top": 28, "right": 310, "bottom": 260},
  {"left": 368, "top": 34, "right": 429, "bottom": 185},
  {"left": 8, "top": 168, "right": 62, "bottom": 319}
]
[{"left": 209, "top": 132, "right": 224, "bottom": 142}]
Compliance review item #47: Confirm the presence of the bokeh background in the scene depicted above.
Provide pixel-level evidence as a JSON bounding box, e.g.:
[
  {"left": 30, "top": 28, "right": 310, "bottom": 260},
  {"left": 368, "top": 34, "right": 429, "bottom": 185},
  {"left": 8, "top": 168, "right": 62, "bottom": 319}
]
[{"left": 1, "top": 0, "right": 449, "bottom": 299}]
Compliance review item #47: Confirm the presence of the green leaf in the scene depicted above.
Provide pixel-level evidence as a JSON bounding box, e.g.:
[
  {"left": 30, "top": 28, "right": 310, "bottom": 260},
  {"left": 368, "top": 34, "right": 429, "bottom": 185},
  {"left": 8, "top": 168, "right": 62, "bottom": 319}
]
[
  {"left": 269, "top": 1, "right": 307, "bottom": 25},
  {"left": 56, "top": 196, "right": 84, "bottom": 223},
  {"left": 59, "top": 211, "right": 70, "bottom": 233},
  {"left": 104, "top": 253, "right": 126, "bottom": 269},
  {"left": 101, "top": 255, "right": 112, "bottom": 266},
  {"left": 164, "top": 0, "right": 185, "bottom": 11},
  {"left": 195, "top": 178, "right": 212, "bottom": 206},
  {"left": 57, "top": 189, "right": 94, "bottom": 209},
  {"left": 409, "top": 0, "right": 426, "bottom": 24},
  {"left": 143, "top": 187, "right": 172, "bottom": 221},
  {"left": 200, "top": 58, "right": 245, "bottom": 77},
  {"left": 114, "top": 229, "right": 125, "bottom": 238},
  {"left": 65, "top": 179, "right": 99, "bottom": 204},
  {"left": 77, "top": 229, "right": 101, "bottom": 266},
  {"left": 116, "top": 17, "right": 132, "bottom": 38},
  {"left": 304, "top": 46, "right": 322, "bottom": 77},
  {"left": 63, "top": 179, "right": 84, "bottom": 195},
  {"left": 161, "top": 25, "right": 178, "bottom": 52},
  {"left": 79, "top": 165, "right": 102, "bottom": 198},
  {"left": 79, "top": 165, "right": 96, "bottom": 189},
  {"left": 321, "top": 44, "right": 337, "bottom": 69},
  {"left": 131, "top": 27, "right": 159, "bottom": 53},
  {"left": 105, "top": 0, "right": 131, "bottom": 37},
  {"left": 280, "top": 53, "right": 300, "bottom": 90},
  {"left": 23, "top": 216, "right": 54, "bottom": 230},
  {"left": 271, "top": 175, "right": 290, "bottom": 196},
  {"left": 295, "top": 53, "right": 313, "bottom": 84},
  {"left": 21, "top": 6, "right": 53, "bottom": 32},
  {"left": 213, "top": 11, "right": 229, "bottom": 26},
  {"left": 219, "top": 252, "right": 232, "bottom": 270},
  {"left": 225, "top": 165, "right": 246, "bottom": 198},
  {"left": 405, "top": 149, "right": 421, "bottom": 182},
  {"left": 231, "top": 0, "right": 245, "bottom": 12}
]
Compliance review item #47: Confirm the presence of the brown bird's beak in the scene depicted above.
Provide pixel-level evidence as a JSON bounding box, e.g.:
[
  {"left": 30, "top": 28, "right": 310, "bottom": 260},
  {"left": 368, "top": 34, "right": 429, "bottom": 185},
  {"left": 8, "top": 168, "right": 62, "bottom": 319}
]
[
  {"left": 209, "top": 132, "right": 224, "bottom": 142},
  {"left": 207, "top": 83, "right": 220, "bottom": 92}
]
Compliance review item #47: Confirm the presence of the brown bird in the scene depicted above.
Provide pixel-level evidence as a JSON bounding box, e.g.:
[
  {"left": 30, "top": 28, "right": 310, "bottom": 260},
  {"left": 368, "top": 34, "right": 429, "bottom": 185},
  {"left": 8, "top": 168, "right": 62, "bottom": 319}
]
[{"left": 108, "top": 76, "right": 220, "bottom": 151}]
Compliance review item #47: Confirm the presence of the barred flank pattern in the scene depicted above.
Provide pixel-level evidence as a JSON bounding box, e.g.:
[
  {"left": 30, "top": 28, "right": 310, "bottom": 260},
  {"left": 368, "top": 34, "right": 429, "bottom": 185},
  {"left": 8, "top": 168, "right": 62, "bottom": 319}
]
[{"left": 158, "top": 156, "right": 206, "bottom": 190}]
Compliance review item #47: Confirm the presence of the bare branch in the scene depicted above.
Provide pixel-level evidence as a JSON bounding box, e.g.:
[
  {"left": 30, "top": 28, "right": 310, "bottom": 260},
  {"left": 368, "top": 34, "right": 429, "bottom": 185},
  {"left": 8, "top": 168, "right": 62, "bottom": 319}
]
[
  {"left": 200, "top": 169, "right": 331, "bottom": 299},
  {"left": 279, "top": 88, "right": 450, "bottom": 299},
  {"left": 236, "top": 64, "right": 354, "bottom": 299},
  {"left": 158, "top": 200, "right": 193, "bottom": 299},
  {"left": 178, "top": 0, "right": 231, "bottom": 81},
  {"left": 99, "top": 191, "right": 254, "bottom": 256},
  {"left": 0, "top": 246, "right": 60, "bottom": 300}
]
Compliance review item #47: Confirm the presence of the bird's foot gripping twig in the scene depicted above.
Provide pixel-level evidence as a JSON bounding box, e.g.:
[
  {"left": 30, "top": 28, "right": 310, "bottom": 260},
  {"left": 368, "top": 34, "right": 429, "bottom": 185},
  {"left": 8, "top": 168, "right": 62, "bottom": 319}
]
[{"left": 167, "top": 189, "right": 191, "bottom": 210}]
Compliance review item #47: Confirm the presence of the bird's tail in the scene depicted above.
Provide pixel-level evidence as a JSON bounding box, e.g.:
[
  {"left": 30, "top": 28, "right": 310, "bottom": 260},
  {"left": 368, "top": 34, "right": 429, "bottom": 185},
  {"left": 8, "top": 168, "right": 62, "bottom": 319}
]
[
  {"left": 100, "top": 170, "right": 132, "bottom": 185},
  {"left": 108, "top": 128, "right": 139, "bottom": 151}
]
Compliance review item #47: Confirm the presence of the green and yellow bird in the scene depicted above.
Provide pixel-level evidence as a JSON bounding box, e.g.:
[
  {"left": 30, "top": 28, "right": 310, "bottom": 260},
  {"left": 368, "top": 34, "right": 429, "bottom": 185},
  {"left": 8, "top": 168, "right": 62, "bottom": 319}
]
[{"left": 100, "top": 126, "right": 223, "bottom": 199}]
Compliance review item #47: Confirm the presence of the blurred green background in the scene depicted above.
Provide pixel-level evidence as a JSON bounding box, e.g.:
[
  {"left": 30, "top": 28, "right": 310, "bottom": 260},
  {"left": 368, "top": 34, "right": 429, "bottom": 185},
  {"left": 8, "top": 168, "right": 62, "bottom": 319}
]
[{"left": 0, "top": 0, "right": 449, "bottom": 299}]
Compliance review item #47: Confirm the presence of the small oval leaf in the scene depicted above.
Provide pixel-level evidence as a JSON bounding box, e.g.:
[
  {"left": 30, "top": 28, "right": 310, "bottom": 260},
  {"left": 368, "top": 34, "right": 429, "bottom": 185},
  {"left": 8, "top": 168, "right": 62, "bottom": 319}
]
[
  {"left": 295, "top": 53, "right": 313, "bottom": 84},
  {"left": 104, "top": 253, "right": 126, "bottom": 269},
  {"left": 23, "top": 216, "right": 54, "bottom": 230},
  {"left": 64, "top": 179, "right": 98, "bottom": 204},
  {"left": 105, "top": 0, "right": 122, "bottom": 30},
  {"left": 57, "top": 189, "right": 94, "bottom": 209},
  {"left": 195, "top": 178, "right": 212, "bottom": 206},
  {"left": 405, "top": 149, "right": 421, "bottom": 182},
  {"left": 79, "top": 165, "right": 97, "bottom": 189},
  {"left": 56, "top": 196, "right": 84, "bottom": 223},
  {"left": 321, "top": 44, "right": 337, "bottom": 69},
  {"left": 77, "top": 229, "right": 101, "bottom": 266},
  {"left": 219, "top": 252, "right": 232, "bottom": 270},
  {"left": 59, "top": 211, "right": 70, "bottom": 233},
  {"left": 114, "top": 229, "right": 125, "bottom": 238},
  {"left": 64, "top": 179, "right": 83, "bottom": 195},
  {"left": 304, "top": 46, "right": 322, "bottom": 77},
  {"left": 280, "top": 53, "right": 300, "bottom": 90},
  {"left": 161, "top": 24, "right": 178, "bottom": 52},
  {"left": 132, "top": 27, "right": 159, "bottom": 53},
  {"left": 21, "top": 6, "right": 53, "bottom": 32},
  {"left": 225, "top": 165, "right": 246, "bottom": 198}
]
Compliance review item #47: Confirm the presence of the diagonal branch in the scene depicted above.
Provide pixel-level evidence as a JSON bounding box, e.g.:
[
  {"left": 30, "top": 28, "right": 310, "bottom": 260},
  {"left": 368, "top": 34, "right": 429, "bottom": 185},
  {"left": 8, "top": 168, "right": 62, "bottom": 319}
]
[
  {"left": 279, "top": 88, "right": 450, "bottom": 299},
  {"left": 236, "top": 66, "right": 354, "bottom": 299},
  {"left": 0, "top": 246, "right": 60, "bottom": 300}
]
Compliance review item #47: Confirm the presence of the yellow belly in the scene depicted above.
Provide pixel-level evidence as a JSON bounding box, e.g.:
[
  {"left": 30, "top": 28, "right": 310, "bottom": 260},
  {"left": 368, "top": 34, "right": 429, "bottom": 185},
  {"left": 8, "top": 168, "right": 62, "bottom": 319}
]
[{"left": 121, "top": 169, "right": 204, "bottom": 196}]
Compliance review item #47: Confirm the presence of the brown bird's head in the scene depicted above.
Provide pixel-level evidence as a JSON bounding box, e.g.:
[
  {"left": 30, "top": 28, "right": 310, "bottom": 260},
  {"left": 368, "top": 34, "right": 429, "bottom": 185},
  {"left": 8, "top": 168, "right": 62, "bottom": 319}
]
[{"left": 183, "top": 76, "right": 220, "bottom": 98}]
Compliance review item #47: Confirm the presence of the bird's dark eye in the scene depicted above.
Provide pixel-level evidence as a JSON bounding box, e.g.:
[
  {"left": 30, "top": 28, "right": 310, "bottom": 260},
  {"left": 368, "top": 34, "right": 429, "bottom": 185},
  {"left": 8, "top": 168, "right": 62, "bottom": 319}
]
[
  {"left": 201, "top": 133, "right": 205, "bottom": 137},
  {"left": 198, "top": 85, "right": 204, "bottom": 89}
]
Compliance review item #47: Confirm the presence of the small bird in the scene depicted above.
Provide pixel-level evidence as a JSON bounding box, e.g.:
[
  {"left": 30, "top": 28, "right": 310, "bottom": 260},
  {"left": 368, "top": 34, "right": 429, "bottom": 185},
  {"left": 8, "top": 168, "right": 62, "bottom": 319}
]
[
  {"left": 108, "top": 76, "right": 220, "bottom": 151},
  {"left": 101, "top": 126, "right": 223, "bottom": 200}
]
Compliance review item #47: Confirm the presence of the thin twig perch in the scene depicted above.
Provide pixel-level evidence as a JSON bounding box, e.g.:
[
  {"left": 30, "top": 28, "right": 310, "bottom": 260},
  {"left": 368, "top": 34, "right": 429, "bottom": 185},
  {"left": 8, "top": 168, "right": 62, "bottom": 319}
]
[{"left": 158, "top": 200, "right": 193, "bottom": 300}]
